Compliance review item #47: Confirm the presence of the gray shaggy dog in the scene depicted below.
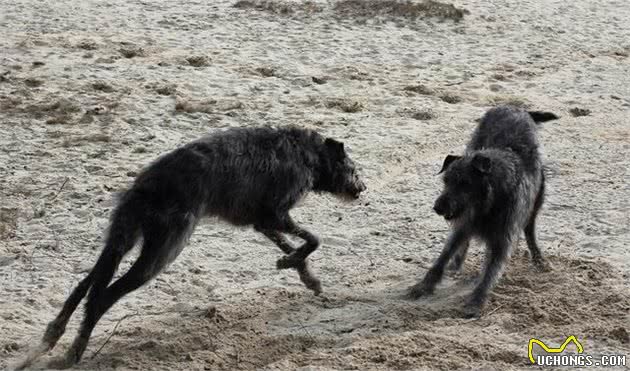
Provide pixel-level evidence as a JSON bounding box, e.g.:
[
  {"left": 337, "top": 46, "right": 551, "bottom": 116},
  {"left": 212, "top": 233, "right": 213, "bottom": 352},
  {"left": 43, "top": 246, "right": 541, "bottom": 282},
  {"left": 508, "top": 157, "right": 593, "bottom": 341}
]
[
  {"left": 407, "top": 105, "right": 559, "bottom": 318},
  {"left": 17, "top": 126, "right": 366, "bottom": 369}
]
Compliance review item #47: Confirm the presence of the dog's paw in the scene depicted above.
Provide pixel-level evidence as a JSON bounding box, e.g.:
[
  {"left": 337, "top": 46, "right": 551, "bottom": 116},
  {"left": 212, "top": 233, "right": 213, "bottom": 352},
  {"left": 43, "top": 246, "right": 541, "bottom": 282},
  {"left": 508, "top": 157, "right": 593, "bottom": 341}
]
[
  {"left": 296, "top": 264, "right": 322, "bottom": 295},
  {"left": 405, "top": 283, "right": 433, "bottom": 300},
  {"left": 461, "top": 304, "right": 482, "bottom": 319},
  {"left": 46, "top": 355, "right": 75, "bottom": 370},
  {"left": 304, "top": 276, "right": 323, "bottom": 296},
  {"left": 11, "top": 341, "right": 55, "bottom": 370},
  {"left": 533, "top": 258, "right": 553, "bottom": 272},
  {"left": 462, "top": 296, "right": 485, "bottom": 318}
]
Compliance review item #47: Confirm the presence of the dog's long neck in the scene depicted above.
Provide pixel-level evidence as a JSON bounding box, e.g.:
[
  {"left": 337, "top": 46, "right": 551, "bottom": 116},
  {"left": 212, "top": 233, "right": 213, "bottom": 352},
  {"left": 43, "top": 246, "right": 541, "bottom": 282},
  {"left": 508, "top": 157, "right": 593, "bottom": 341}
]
[
  {"left": 283, "top": 129, "right": 331, "bottom": 193},
  {"left": 312, "top": 147, "right": 334, "bottom": 193}
]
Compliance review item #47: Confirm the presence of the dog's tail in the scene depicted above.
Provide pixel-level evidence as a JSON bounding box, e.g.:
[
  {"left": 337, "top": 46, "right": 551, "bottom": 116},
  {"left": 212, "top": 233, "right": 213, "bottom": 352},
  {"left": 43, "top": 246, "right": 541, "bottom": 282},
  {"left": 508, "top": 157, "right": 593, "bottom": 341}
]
[
  {"left": 13, "top": 195, "right": 141, "bottom": 370},
  {"left": 528, "top": 111, "right": 560, "bottom": 123}
]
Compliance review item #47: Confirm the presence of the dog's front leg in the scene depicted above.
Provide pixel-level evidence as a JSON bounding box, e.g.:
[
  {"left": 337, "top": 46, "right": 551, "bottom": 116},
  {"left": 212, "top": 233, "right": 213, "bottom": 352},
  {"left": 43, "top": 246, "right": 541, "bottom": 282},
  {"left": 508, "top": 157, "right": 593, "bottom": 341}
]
[
  {"left": 278, "top": 228, "right": 320, "bottom": 266},
  {"left": 257, "top": 228, "right": 322, "bottom": 295},
  {"left": 463, "top": 236, "right": 511, "bottom": 318},
  {"left": 407, "top": 227, "right": 469, "bottom": 299}
]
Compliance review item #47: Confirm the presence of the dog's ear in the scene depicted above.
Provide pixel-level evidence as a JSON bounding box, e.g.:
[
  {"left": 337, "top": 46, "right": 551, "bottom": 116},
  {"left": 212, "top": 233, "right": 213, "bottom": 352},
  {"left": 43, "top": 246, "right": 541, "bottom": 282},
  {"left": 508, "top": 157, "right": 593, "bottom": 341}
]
[
  {"left": 528, "top": 111, "right": 560, "bottom": 123},
  {"left": 472, "top": 153, "right": 492, "bottom": 174},
  {"left": 325, "top": 138, "right": 346, "bottom": 159},
  {"left": 438, "top": 155, "right": 461, "bottom": 174}
]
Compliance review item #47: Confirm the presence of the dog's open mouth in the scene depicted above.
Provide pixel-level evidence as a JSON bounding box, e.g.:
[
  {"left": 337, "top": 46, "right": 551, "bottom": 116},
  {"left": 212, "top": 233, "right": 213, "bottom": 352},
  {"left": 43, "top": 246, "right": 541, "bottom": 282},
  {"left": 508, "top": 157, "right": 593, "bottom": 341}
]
[{"left": 443, "top": 212, "right": 461, "bottom": 221}]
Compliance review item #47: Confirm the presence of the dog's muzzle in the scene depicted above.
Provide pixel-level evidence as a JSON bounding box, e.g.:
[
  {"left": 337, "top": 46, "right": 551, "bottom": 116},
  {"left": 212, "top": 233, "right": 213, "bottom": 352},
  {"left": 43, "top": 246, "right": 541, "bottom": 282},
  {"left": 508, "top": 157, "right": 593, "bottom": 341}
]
[{"left": 433, "top": 196, "right": 455, "bottom": 219}]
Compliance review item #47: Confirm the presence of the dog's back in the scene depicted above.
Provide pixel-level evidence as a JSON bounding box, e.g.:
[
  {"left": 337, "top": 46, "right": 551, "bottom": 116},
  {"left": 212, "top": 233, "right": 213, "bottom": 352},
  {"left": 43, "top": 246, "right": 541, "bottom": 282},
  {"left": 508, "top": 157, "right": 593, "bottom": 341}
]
[
  {"left": 467, "top": 105, "right": 541, "bottom": 173},
  {"left": 129, "top": 126, "right": 325, "bottom": 225},
  {"left": 415, "top": 105, "right": 558, "bottom": 316},
  {"left": 16, "top": 125, "right": 366, "bottom": 370}
]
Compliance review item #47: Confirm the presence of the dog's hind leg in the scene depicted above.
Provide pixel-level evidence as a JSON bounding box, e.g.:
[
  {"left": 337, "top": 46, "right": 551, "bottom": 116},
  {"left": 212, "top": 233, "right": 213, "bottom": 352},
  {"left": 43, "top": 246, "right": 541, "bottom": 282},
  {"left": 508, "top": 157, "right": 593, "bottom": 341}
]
[
  {"left": 43, "top": 273, "right": 94, "bottom": 345},
  {"left": 525, "top": 173, "right": 549, "bottom": 271},
  {"left": 407, "top": 227, "right": 470, "bottom": 299},
  {"left": 13, "top": 206, "right": 140, "bottom": 370},
  {"left": 12, "top": 273, "right": 95, "bottom": 370},
  {"left": 49, "top": 214, "right": 195, "bottom": 369},
  {"left": 257, "top": 228, "right": 322, "bottom": 295}
]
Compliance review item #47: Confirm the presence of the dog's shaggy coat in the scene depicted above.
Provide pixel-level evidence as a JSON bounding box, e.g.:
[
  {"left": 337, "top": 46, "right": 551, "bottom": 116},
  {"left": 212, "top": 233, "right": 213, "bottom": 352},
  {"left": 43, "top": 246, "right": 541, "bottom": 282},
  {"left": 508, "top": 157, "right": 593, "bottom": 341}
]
[
  {"left": 408, "top": 105, "right": 559, "bottom": 317},
  {"left": 17, "top": 126, "right": 366, "bottom": 369}
]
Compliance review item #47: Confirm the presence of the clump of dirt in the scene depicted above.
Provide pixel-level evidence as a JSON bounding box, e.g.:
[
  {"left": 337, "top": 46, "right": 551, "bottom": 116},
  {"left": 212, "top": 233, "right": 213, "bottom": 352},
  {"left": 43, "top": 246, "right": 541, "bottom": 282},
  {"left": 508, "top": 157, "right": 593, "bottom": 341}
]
[
  {"left": 45, "top": 116, "right": 72, "bottom": 125},
  {"left": 403, "top": 84, "right": 434, "bottom": 95},
  {"left": 95, "top": 56, "right": 119, "bottom": 64},
  {"left": 0, "top": 95, "right": 22, "bottom": 110},
  {"left": 0, "top": 71, "right": 11, "bottom": 83},
  {"left": 24, "top": 77, "right": 44, "bottom": 88},
  {"left": 175, "top": 97, "right": 243, "bottom": 114},
  {"left": 484, "top": 93, "right": 529, "bottom": 108},
  {"left": 233, "top": 0, "right": 323, "bottom": 15},
  {"left": 311, "top": 76, "right": 328, "bottom": 85},
  {"left": 119, "top": 46, "right": 146, "bottom": 58},
  {"left": 76, "top": 39, "right": 98, "bottom": 50},
  {"left": 609, "top": 327, "right": 629, "bottom": 344},
  {"left": 0, "top": 208, "right": 18, "bottom": 240},
  {"left": 439, "top": 92, "right": 462, "bottom": 104},
  {"left": 333, "top": 0, "right": 468, "bottom": 22},
  {"left": 155, "top": 84, "right": 178, "bottom": 96},
  {"left": 77, "top": 109, "right": 104, "bottom": 124},
  {"left": 255, "top": 66, "right": 278, "bottom": 77},
  {"left": 41, "top": 98, "right": 82, "bottom": 114},
  {"left": 490, "top": 73, "right": 509, "bottom": 81},
  {"left": 569, "top": 107, "right": 591, "bottom": 117},
  {"left": 412, "top": 108, "right": 436, "bottom": 120},
  {"left": 233, "top": 0, "right": 466, "bottom": 22},
  {"left": 21, "top": 97, "right": 83, "bottom": 124},
  {"left": 489, "top": 83, "right": 504, "bottom": 92},
  {"left": 91, "top": 80, "right": 115, "bottom": 92},
  {"left": 61, "top": 133, "right": 111, "bottom": 147},
  {"left": 186, "top": 55, "right": 211, "bottom": 67},
  {"left": 175, "top": 98, "right": 215, "bottom": 113},
  {"left": 326, "top": 98, "right": 364, "bottom": 113},
  {"left": 397, "top": 107, "right": 436, "bottom": 120}
]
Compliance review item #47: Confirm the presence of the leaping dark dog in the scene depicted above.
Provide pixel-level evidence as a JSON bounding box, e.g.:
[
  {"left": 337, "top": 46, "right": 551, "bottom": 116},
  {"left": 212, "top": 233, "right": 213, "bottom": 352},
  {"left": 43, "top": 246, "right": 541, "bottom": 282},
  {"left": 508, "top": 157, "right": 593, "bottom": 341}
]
[
  {"left": 408, "top": 105, "right": 559, "bottom": 317},
  {"left": 17, "top": 126, "right": 366, "bottom": 369}
]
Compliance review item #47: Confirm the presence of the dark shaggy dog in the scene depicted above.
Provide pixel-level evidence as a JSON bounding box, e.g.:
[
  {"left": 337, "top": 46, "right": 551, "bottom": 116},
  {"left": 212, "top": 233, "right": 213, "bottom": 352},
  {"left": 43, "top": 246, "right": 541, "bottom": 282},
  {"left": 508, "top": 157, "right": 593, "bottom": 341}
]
[
  {"left": 407, "top": 105, "right": 559, "bottom": 317},
  {"left": 17, "top": 126, "right": 366, "bottom": 369}
]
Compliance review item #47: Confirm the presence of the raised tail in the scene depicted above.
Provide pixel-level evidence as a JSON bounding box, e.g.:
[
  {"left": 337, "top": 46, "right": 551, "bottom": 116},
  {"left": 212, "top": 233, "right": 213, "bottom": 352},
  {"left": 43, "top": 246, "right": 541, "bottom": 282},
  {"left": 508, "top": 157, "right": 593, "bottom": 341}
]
[
  {"left": 528, "top": 111, "right": 560, "bottom": 123},
  {"left": 13, "top": 196, "right": 141, "bottom": 370}
]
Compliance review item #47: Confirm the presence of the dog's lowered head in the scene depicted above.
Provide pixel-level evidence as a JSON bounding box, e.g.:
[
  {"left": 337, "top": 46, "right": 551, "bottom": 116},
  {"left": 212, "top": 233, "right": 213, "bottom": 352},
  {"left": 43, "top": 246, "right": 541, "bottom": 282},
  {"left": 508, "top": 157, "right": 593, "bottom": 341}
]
[
  {"left": 434, "top": 151, "right": 500, "bottom": 222},
  {"left": 317, "top": 138, "right": 366, "bottom": 200}
]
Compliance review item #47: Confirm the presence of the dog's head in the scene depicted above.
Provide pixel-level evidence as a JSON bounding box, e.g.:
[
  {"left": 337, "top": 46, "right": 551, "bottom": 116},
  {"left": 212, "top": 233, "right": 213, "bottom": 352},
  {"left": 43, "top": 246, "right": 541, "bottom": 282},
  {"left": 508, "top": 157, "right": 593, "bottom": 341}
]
[
  {"left": 317, "top": 138, "right": 366, "bottom": 200},
  {"left": 433, "top": 152, "right": 495, "bottom": 221}
]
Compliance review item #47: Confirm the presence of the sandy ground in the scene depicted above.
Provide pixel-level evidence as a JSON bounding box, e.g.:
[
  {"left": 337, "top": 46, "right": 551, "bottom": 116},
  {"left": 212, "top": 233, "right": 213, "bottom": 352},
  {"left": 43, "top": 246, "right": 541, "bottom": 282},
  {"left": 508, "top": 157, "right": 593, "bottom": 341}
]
[{"left": 1, "top": 0, "right": 629, "bottom": 370}]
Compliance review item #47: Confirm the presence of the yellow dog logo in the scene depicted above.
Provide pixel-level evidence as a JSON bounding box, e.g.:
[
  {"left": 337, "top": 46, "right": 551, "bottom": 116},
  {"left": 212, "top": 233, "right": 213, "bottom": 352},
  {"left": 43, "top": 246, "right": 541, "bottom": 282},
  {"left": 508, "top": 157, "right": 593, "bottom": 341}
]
[{"left": 528, "top": 336, "right": 584, "bottom": 364}]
